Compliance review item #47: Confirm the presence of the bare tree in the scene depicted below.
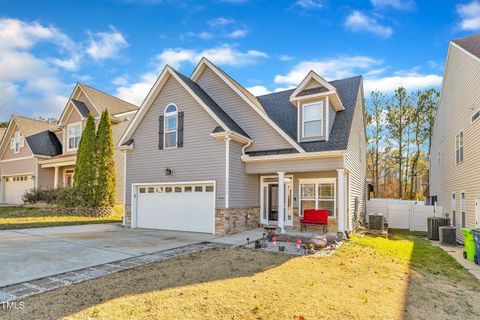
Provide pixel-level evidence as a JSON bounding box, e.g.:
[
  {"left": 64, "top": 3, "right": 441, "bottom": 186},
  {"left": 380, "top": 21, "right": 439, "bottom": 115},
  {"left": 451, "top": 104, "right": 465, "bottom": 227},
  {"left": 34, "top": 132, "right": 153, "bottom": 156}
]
[{"left": 386, "top": 87, "right": 410, "bottom": 199}]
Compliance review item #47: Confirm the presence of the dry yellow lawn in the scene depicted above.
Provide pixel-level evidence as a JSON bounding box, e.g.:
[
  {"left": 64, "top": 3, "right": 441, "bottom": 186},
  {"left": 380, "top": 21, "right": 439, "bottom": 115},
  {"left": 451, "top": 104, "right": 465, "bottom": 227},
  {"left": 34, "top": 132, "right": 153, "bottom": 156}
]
[{"left": 3, "top": 231, "right": 480, "bottom": 320}]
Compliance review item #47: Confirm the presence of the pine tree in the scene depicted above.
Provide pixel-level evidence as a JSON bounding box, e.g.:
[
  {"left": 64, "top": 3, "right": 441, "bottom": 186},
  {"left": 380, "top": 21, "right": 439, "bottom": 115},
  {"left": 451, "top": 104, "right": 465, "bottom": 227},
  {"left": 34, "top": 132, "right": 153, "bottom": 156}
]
[
  {"left": 74, "top": 113, "right": 97, "bottom": 207},
  {"left": 96, "top": 110, "right": 116, "bottom": 207}
]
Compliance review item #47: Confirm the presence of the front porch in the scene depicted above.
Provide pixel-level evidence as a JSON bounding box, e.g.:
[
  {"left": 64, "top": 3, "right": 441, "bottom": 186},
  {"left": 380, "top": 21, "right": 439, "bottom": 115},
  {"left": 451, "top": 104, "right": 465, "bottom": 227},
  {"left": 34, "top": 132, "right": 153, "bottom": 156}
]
[
  {"left": 37, "top": 155, "right": 77, "bottom": 189},
  {"left": 257, "top": 169, "right": 349, "bottom": 237}
]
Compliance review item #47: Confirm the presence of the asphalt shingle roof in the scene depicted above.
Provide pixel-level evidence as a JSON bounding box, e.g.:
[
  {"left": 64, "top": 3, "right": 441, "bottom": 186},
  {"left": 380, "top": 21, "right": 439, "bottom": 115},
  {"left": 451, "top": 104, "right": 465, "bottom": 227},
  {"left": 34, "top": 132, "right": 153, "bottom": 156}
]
[
  {"left": 172, "top": 69, "right": 250, "bottom": 139},
  {"left": 79, "top": 83, "right": 139, "bottom": 116},
  {"left": 71, "top": 99, "right": 91, "bottom": 118},
  {"left": 26, "top": 131, "right": 62, "bottom": 157},
  {"left": 256, "top": 75, "right": 362, "bottom": 153},
  {"left": 452, "top": 33, "right": 480, "bottom": 59}
]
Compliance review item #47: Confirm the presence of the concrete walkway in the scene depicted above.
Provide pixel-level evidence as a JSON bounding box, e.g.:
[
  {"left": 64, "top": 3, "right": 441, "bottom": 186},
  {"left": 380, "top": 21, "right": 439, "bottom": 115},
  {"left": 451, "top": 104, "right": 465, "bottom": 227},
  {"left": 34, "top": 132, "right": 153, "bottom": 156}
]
[{"left": 432, "top": 241, "right": 480, "bottom": 281}]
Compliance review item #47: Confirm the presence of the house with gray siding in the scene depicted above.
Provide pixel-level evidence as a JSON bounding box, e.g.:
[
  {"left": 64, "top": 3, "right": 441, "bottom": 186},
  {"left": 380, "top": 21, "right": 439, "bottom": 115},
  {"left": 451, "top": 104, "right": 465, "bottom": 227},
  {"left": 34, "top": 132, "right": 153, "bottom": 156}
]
[
  {"left": 430, "top": 33, "right": 480, "bottom": 242},
  {"left": 118, "top": 57, "right": 367, "bottom": 236}
]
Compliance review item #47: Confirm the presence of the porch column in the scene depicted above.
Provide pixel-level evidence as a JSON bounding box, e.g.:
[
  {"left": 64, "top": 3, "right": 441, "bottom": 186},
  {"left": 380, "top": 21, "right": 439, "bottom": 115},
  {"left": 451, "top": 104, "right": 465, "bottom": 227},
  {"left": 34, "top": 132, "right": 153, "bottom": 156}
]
[
  {"left": 277, "top": 171, "right": 285, "bottom": 233},
  {"left": 337, "top": 169, "right": 346, "bottom": 237},
  {"left": 53, "top": 166, "right": 59, "bottom": 189}
]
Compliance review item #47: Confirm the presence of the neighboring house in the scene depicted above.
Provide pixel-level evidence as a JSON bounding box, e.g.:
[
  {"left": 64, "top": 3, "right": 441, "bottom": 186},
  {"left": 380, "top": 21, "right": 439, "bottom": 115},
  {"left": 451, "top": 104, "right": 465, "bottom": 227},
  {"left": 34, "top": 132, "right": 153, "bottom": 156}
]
[
  {"left": 0, "top": 83, "right": 138, "bottom": 204},
  {"left": 118, "top": 58, "right": 367, "bottom": 236},
  {"left": 430, "top": 33, "right": 480, "bottom": 242}
]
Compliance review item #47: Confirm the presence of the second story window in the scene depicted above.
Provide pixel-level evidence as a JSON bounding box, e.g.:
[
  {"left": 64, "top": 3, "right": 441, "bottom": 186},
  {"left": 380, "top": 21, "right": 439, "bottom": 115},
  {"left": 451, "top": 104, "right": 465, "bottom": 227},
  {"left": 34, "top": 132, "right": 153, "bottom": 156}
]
[
  {"left": 68, "top": 123, "right": 82, "bottom": 150},
  {"left": 164, "top": 104, "right": 178, "bottom": 149},
  {"left": 455, "top": 131, "right": 464, "bottom": 164},
  {"left": 10, "top": 131, "right": 24, "bottom": 153},
  {"left": 302, "top": 101, "right": 323, "bottom": 138}
]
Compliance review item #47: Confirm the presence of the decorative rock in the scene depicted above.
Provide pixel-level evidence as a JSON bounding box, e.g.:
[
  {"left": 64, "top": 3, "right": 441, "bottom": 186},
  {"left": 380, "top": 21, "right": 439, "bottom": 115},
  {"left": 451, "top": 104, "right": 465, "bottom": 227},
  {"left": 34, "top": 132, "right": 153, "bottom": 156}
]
[{"left": 307, "top": 235, "right": 328, "bottom": 249}]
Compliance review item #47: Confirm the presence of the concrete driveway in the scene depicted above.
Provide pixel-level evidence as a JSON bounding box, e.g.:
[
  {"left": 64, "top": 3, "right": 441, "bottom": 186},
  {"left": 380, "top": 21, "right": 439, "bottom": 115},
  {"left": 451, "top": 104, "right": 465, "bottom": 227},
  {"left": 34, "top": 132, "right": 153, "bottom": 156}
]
[{"left": 0, "top": 224, "right": 216, "bottom": 288}]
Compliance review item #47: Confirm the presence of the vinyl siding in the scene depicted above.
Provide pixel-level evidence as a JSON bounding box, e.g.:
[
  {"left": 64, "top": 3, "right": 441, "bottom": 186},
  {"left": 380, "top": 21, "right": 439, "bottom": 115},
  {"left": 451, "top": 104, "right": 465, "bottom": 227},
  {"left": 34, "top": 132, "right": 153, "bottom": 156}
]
[
  {"left": 328, "top": 103, "right": 336, "bottom": 135},
  {"left": 76, "top": 91, "right": 100, "bottom": 117},
  {"left": 125, "top": 75, "right": 226, "bottom": 207},
  {"left": 1, "top": 124, "right": 34, "bottom": 160},
  {"left": 0, "top": 157, "right": 36, "bottom": 176},
  {"left": 228, "top": 140, "right": 259, "bottom": 208},
  {"left": 62, "top": 105, "right": 83, "bottom": 156},
  {"left": 37, "top": 167, "right": 55, "bottom": 189},
  {"left": 196, "top": 67, "right": 292, "bottom": 152},
  {"left": 344, "top": 83, "right": 367, "bottom": 227},
  {"left": 245, "top": 156, "right": 344, "bottom": 174},
  {"left": 430, "top": 44, "right": 480, "bottom": 241}
]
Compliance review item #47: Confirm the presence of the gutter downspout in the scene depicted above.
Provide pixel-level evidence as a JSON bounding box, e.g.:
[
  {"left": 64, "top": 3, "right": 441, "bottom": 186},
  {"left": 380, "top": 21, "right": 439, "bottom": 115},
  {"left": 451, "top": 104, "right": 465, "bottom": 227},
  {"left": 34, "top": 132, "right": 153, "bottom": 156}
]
[
  {"left": 224, "top": 135, "right": 231, "bottom": 209},
  {"left": 241, "top": 140, "right": 252, "bottom": 156}
]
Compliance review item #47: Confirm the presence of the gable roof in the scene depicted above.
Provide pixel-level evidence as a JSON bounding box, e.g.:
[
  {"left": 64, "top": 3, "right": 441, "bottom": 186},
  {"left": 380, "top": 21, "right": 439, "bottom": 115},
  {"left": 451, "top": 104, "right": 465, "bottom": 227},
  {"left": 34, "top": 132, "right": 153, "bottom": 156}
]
[
  {"left": 13, "top": 116, "right": 58, "bottom": 137},
  {"left": 78, "top": 83, "right": 139, "bottom": 116},
  {"left": 172, "top": 69, "right": 249, "bottom": 138},
  {"left": 25, "top": 131, "right": 62, "bottom": 157},
  {"left": 118, "top": 65, "right": 251, "bottom": 146},
  {"left": 190, "top": 57, "right": 305, "bottom": 153},
  {"left": 452, "top": 33, "right": 480, "bottom": 59},
  {"left": 0, "top": 116, "right": 60, "bottom": 158},
  {"left": 256, "top": 75, "right": 362, "bottom": 153}
]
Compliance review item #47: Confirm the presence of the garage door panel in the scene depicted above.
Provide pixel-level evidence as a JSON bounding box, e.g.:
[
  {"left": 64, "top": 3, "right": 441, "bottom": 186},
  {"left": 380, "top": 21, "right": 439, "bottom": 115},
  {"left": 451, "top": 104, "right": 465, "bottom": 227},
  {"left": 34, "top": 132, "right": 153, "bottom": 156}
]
[
  {"left": 3, "top": 175, "right": 34, "bottom": 204},
  {"left": 136, "top": 184, "right": 215, "bottom": 234}
]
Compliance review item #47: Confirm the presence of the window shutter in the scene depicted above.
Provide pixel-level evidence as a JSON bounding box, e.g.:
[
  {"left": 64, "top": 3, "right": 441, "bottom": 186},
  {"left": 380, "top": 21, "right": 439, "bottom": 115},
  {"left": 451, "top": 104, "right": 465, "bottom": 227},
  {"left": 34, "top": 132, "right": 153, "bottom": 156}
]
[
  {"left": 159, "top": 115, "right": 164, "bottom": 149},
  {"left": 178, "top": 111, "right": 184, "bottom": 148}
]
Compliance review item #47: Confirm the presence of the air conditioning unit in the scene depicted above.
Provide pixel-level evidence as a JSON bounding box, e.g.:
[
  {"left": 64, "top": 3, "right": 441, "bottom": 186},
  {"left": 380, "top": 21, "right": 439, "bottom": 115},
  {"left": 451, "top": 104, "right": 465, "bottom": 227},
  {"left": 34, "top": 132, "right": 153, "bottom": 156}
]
[
  {"left": 427, "top": 217, "right": 450, "bottom": 240},
  {"left": 369, "top": 212, "right": 384, "bottom": 231},
  {"left": 439, "top": 226, "right": 457, "bottom": 246}
]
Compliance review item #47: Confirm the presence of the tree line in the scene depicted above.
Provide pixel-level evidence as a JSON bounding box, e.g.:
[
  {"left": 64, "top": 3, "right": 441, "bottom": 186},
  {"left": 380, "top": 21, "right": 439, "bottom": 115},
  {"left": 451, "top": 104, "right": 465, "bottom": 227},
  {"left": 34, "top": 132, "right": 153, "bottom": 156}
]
[{"left": 366, "top": 87, "right": 439, "bottom": 200}]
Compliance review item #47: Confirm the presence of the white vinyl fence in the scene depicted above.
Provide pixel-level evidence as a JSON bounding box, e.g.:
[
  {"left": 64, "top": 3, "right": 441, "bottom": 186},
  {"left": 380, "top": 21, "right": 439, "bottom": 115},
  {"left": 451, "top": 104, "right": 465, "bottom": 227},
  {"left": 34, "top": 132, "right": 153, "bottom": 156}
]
[{"left": 366, "top": 199, "right": 444, "bottom": 232}]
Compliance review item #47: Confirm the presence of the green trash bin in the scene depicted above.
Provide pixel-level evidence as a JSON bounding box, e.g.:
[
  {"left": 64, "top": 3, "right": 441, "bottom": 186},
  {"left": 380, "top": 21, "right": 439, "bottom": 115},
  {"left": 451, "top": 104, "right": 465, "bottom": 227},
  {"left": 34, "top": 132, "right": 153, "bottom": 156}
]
[{"left": 463, "top": 228, "right": 476, "bottom": 262}]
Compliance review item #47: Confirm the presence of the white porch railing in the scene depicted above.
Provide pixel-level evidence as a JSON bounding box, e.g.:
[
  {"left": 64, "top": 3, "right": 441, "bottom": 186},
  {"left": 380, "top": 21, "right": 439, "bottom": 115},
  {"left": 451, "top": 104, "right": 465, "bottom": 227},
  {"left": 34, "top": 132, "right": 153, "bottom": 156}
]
[{"left": 366, "top": 199, "right": 444, "bottom": 232}]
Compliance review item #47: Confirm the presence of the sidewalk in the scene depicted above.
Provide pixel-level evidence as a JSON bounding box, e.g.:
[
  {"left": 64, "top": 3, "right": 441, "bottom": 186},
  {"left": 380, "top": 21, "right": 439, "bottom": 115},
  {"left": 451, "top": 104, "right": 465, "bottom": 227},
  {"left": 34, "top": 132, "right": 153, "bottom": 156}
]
[{"left": 432, "top": 241, "right": 480, "bottom": 281}]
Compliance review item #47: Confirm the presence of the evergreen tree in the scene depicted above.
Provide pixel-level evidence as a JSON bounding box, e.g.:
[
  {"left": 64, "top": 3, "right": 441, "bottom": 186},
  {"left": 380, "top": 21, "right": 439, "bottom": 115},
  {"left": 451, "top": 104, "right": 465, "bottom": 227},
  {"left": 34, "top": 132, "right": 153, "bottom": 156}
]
[
  {"left": 74, "top": 113, "right": 97, "bottom": 207},
  {"left": 96, "top": 110, "right": 116, "bottom": 207}
]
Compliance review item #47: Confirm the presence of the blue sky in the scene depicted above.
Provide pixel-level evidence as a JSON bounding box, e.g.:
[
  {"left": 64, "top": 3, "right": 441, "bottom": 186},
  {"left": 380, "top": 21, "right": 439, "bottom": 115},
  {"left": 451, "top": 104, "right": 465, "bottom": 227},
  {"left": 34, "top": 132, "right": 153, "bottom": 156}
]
[{"left": 0, "top": 0, "right": 479, "bottom": 121}]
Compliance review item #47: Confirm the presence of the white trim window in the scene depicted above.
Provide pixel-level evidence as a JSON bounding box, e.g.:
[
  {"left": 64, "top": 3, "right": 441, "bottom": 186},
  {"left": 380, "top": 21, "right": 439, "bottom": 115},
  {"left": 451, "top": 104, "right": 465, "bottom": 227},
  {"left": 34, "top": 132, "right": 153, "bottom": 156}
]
[
  {"left": 302, "top": 101, "right": 323, "bottom": 138},
  {"left": 455, "top": 131, "right": 464, "bottom": 164},
  {"left": 164, "top": 104, "right": 178, "bottom": 149},
  {"left": 67, "top": 123, "right": 82, "bottom": 151},
  {"left": 299, "top": 178, "right": 336, "bottom": 218},
  {"left": 10, "top": 131, "right": 24, "bottom": 154}
]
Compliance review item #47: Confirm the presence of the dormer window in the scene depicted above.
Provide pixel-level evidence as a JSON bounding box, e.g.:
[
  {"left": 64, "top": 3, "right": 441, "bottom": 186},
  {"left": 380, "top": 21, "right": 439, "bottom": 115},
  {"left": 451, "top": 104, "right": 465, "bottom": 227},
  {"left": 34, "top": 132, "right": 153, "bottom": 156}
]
[
  {"left": 302, "top": 101, "right": 323, "bottom": 138},
  {"left": 10, "top": 131, "right": 24, "bottom": 154}
]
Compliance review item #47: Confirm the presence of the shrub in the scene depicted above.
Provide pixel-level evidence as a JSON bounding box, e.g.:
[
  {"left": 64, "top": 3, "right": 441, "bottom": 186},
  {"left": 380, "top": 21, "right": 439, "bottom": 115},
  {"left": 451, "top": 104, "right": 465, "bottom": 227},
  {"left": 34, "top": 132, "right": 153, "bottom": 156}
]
[
  {"left": 22, "top": 188, "right": 57, "bottom": 204},
  {"left": 55, "top": 187, "right": 81, "bottom": 208}
]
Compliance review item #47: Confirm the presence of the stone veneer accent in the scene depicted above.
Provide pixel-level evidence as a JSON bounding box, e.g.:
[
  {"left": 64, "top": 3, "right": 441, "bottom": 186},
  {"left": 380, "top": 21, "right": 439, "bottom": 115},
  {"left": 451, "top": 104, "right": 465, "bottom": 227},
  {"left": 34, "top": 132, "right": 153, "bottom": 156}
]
[
  {"left": 124, "top": 205, "right": 131, "bottom": 227},
  {"left": 215, "top": 207, "right": 260, "bottom": 235},
  {"left": 29, "top": 206, "right": 113, "bottom": 217}
]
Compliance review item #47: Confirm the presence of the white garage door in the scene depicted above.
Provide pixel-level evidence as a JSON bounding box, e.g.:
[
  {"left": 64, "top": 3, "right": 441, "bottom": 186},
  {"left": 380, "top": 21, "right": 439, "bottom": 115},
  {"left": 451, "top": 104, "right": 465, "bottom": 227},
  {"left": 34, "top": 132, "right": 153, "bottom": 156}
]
[
  {"left": 136, "top": 183, "right": 215, "bottom": 234},
  {"left": 3, "top": 175, "right": 34, "bottom": 204}
]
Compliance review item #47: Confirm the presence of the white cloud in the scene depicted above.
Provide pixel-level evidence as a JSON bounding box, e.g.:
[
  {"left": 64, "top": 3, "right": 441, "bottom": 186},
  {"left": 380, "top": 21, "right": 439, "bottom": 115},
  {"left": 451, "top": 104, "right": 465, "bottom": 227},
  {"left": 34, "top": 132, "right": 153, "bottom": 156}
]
[
  {"left": 278, "top": 55, "right": 294, "bottom": 61},
  {"left": 86, "top": 26, "right": 128, "bottom": 61},
  {"left": 274, "top": 56, "right": 381, "bottom": 85},
  {"left": 364, "top": 74, "right": 442, "bottom": 93},
  {"left": 295, "top": 0, "right": 323, "bottom": 9},
  {"left": 273, "top": 55, "right": 441, "bottom": 95},
  {"left": 370, "top": 0, "right": 415, "bottom": 10},
  {"left": 112, "top": 76, "right": 128, "bottom": 86},
  {"left": 208, "top": 17, "right": 234, "bottom": 27},
  {"left": 225, "top": 29, "right": 248, "bottom": 39},
  {"left": 116, "top": 45, "right": 268, "bottom": 105},
  {"left": 247, "top": 85, "right": 271, "bottom": 96},
  {"left": 0, "top": 18, "right": 72, "bottom": 119},
  {"left": 457, "top": 1, "right": 480, "bottom": 31},
  {"left": 345, "top": 11, "right": 393, "bottom": 38}
]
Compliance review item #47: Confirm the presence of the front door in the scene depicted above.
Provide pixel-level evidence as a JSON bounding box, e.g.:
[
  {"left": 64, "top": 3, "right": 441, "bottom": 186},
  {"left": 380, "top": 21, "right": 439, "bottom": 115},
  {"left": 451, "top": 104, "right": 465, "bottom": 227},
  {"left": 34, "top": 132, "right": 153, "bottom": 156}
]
[
  {"left": 260, "top": 176, "right": 293, "bottom": 227},
  {"left": 268, "top": 185, "right": 278, "bottom": 221}
]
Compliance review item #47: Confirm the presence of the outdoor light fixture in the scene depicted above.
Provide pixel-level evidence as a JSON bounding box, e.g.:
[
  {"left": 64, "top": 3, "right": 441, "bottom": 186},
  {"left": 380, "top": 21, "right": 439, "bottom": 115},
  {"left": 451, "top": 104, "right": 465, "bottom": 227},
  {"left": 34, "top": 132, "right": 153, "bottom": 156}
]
[{"left": 165, "top": 168, "right": 173, "bottom": 176}]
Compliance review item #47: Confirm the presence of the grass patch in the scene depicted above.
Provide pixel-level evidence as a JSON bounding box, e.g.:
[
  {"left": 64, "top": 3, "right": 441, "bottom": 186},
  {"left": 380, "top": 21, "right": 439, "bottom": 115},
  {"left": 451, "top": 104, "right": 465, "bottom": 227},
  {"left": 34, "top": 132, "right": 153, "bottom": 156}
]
[
  {"left": 0, "top": 205, "right": 122, "bottom": 230},
  {"left": 3, "top": 230, "right": 480, "bottom": 320}
]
